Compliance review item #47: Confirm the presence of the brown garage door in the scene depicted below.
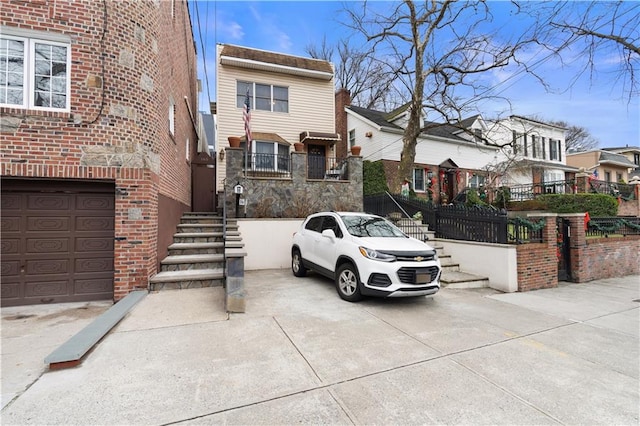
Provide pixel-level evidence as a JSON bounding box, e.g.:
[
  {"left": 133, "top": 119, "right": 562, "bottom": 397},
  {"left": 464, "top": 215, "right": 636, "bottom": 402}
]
[{"left": 1, "top": 179, "right": 115, "bottom": 307}]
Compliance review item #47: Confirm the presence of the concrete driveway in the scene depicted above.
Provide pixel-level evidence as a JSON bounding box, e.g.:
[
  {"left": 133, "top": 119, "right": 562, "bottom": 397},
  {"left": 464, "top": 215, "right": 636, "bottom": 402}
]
[{"left": 2, "top": 270, "right": 638, "bottom": 425}]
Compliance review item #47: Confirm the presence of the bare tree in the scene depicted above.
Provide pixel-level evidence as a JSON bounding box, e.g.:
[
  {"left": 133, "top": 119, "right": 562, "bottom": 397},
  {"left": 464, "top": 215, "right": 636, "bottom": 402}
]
[
  {"left": 344, "top": 1, "right": 542, "bottom": 189},
  {"left": 554, "top": 121, "right": 600, "bottom": 153},
  {"left": 520, "top": 1, "right": 640, "bottom": 99},
  {"left": 305, "top": 37, "right": 401, "bottom": 110}
]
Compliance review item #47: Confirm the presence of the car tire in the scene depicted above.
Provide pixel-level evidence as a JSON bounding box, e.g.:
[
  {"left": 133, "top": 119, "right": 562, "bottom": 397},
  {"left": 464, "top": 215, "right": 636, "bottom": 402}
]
[
  {"left": 335, "top": 263, "right": 362, "bottom": 302},
  {"left": 292, "top": 248, "right": 307, "bottom": 277}
]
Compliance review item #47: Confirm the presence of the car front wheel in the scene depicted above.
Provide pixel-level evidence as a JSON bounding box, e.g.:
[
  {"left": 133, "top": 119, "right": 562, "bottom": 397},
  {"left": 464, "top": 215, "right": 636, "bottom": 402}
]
[
  {"left": 292, "top": 249, "right": 307, "bottom": 277},
  {"left": 335, "top": 263, "right": 362, "bottom": 302}
]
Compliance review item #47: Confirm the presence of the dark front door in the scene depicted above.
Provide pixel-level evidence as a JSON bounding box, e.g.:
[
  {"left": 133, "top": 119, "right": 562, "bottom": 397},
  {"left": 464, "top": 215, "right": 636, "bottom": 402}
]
[
  {"left": 557, "top": 218, "right": 571, "bottom": 281},
  {"left": 1, "top": 179, "right": 115, "bottom": 307},
  {"left": 308, "top": 144, "right": 325, "bottom": 179},
  {"left": 192, "top": 164, "right": 216, "bottom": 212}
]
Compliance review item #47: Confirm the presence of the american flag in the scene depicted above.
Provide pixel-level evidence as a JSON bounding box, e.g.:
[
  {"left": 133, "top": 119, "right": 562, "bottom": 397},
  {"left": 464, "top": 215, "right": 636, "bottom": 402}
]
[{"left": 243, "top": 89, "right": 252, "bottom": 150}]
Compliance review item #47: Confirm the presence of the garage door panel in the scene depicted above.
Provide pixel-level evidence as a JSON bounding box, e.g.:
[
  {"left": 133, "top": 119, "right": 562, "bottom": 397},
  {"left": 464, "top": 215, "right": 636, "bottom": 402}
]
[
  {"left": 77, "top": 194, "right": 114, "bottom": 210},
  {"left": 27, "top": 216, "right": 70, "bottom": 232},
  {"left": 1, "top": 239, "right": 20, "bottom": 254},
  {"left": 75, "top": 278, "right": 113, "bottom": 294},
  {"left": 76, "top": 216, "right": 114, "bottom": 232},
  {"left": 1, "top": 282, "right": 20, "bottom": 299},
  {"left": 76, "top": 237, "right": 113, "bottom": 252},
  {"left": 2, "top": 260, "right": 20, "bottom": 276},
  {"left": 1, "top": 179, "right": 115, "bottom": 307},
  {"left": 75, "top": 257, "right": 114, "bottom": 273},
  {"left": 1, "top": 216, "right": 21, "bottom": 232},
  {"left": 27, "top": 194, "right": 70, "bottom": 210},
  {"left": 26, "top": 259, "right": 69, "bottom": 275},
  {"left": 26, "top": 281, "right": 68, "bottom": 297},
  {"left": 1, "top": 193, "right": 21, "bottom": 209},
  {"left": 26, "top": 238, "right": 69, "bottom": 253}
]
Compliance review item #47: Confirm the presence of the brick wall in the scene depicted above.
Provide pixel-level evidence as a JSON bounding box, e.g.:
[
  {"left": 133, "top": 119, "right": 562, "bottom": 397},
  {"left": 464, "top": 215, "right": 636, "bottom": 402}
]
[
  {"left": 563, "top": 214, "right": 640, "bottom": 282},
  {"left": 515, "top": 215, "right": 558, "bottom": 291},
  {"left": 1, "top": 0, "right": 197, "bottom": 300},
  {"left": 335, "top": 89, "right": 350, "bottom": 159}
]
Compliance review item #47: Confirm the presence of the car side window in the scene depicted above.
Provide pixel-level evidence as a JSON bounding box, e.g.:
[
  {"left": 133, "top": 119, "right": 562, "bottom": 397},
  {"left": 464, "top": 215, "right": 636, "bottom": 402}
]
[
  {"left": 321, "top": 216, "right": 343, "bottom": 238},
  {"left": 305, "top": 216, "right": 323, "bottom": 233}
]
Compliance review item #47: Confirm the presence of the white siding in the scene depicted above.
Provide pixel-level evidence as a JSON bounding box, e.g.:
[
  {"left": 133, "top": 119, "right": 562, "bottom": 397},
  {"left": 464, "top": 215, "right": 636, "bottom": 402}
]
[
  {"left": 216, "top": 45, "right": 336, "bottom": 190},
  {"left": 347, "top": 112, "right": 499, "bottom": 170}
]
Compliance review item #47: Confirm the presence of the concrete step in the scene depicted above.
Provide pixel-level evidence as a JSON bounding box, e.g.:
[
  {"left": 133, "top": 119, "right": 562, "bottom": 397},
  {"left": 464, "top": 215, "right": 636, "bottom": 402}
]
[
  {"left": 160, "top": 254, "right": 225, "bottom": 272},
  {"left": 440, "top": 271, "right": 490, "bottom": 289},
  {"left": 173, "top": 232, "right": 224, "bottom": 243},
  {"left": 168, "top": 242, "right": 224, "bottom": 255},
  {"left": 149, "top": 269, "right": 225, "bottom": 291},
  {"left": 441, "top": 262, "right": 460, "bottom": 273}
]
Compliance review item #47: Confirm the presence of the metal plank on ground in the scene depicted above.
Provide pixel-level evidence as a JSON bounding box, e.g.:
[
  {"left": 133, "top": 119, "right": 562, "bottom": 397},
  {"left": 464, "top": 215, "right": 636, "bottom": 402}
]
[{"left": 44, "top": 290, "right": 147, "bottom": 369}]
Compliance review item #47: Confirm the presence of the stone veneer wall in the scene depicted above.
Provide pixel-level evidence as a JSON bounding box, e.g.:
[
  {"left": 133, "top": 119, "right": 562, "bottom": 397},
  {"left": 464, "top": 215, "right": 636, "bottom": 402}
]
[{"left": 224, "top": 148, "right": 363, "bottom": 217}]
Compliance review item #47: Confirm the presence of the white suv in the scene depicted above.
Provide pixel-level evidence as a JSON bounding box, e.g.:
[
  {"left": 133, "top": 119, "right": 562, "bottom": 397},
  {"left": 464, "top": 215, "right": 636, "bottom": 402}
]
[{"left": 291, "top": 212, "right": 442, "bottom": 302}]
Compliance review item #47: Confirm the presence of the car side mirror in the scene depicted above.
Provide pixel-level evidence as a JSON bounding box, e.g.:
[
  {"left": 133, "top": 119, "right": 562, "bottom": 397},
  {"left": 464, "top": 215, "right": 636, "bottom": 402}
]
[{"left": 321, "top": 229, "right": 336, "bottom": 240}]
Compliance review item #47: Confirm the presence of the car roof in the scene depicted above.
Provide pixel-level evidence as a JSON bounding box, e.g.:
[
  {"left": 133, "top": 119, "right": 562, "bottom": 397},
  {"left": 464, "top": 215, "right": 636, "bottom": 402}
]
[{"left": 308, "top": 211, "right": 381, "bottom": 218}]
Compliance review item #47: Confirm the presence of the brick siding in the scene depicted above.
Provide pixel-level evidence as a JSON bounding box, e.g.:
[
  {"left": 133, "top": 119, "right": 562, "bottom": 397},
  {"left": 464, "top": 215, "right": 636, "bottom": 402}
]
[
  {"left": 516, "top": 215, "right": 557, "bottom": 291},
  {"left": 1, "top": 0, "right": 197, "bottom": 300}
]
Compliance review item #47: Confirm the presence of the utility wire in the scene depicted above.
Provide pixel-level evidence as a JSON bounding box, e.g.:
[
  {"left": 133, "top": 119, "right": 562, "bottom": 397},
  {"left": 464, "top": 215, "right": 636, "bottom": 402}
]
[{"left": 194, "top": 0, "right": 212, "bottom": 112}]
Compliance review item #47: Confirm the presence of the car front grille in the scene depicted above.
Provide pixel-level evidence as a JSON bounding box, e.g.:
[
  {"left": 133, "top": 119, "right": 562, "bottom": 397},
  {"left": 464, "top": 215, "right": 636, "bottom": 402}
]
[
  {"left": 397, "top": 266, "right": 440, "bottom": 285},
  {"left": 379, "top": 250, "right": 436, "bottom": 262}
]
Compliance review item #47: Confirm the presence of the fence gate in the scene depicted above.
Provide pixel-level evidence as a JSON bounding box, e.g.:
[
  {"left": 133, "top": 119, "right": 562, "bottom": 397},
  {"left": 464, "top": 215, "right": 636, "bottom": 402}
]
[{"left": 557, "top": 218, "right": 571, "bottom": 281}]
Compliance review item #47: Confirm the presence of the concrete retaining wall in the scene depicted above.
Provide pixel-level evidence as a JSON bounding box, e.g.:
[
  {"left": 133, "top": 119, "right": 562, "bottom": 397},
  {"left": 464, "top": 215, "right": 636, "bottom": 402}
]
[
  {"left": 437, "top": 240, "right": 519, "bottom": 292},
  {"left": 239, "top": 219, "right": 303, "bottom": 271}
]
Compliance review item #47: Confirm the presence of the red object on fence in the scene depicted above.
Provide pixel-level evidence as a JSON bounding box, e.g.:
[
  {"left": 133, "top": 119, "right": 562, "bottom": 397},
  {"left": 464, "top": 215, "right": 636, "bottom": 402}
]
[{"left": 584, "top": 212, "right": 590, "bottom": 231}]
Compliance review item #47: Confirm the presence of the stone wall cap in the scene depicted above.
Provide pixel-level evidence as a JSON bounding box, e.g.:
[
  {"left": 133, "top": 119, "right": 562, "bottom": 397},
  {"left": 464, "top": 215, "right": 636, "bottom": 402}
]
[
  {"left": 526, "top": 212, "right": 558, "bottom": 218},
  {"left": 556, "top": 213, "right": 589, "bottom": 217},
  {"left": 225, "top": 248, "right": 247, "bottom": 257}
]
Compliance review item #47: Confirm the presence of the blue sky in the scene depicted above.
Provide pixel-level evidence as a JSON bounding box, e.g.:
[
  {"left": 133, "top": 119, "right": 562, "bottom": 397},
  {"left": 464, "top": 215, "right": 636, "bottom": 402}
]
[{"left": 189, "top": 0, "right": 639, "bottom": 149}]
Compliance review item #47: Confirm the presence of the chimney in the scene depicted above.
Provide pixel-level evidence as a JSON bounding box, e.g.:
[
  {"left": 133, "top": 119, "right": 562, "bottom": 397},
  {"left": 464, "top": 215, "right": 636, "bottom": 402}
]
[{"left": 335, "top": 88, "right": 351, "bottom": 159}]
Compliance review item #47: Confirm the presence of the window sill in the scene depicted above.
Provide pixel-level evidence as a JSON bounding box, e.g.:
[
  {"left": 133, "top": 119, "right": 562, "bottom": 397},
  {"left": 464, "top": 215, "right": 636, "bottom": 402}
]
[{"left": 1, "top": 106, "right": 71, "bottom": 120}]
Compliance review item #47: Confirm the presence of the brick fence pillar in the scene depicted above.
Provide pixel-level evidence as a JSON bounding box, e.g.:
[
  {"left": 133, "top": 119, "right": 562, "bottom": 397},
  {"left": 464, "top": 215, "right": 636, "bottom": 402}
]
[
  {"left": 562, "top": 213, "right": 588, "bottom": 282},
  {"left": 575, "top": 168, "right": 590, "bottom": 193}
]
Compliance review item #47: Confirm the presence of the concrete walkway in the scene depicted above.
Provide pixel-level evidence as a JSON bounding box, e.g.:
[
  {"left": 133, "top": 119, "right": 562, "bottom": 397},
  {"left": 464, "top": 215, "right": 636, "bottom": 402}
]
[{"left": 2, "top": 271, "right": 638, "bottom": 425}]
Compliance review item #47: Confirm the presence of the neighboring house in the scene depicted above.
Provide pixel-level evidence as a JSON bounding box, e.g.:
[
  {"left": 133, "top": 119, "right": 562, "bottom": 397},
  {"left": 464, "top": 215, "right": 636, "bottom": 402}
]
[
  {"left": 485, "top": 115, "right": 577, "bottom": 193},
  {"left": 336, "top": 90, "right": 501, "bottom": 202},
  {"left": 1, "top": 1, "right": 198, "bottom": 306},
  {"left": 215, "top": 44, "right": 341, "bottom": 189},
  {"left": 602, "top": 146, "right": 640, "bottom": 180},
  {"left": 566, "top": 149, "right": 637, "bottom": 183}
]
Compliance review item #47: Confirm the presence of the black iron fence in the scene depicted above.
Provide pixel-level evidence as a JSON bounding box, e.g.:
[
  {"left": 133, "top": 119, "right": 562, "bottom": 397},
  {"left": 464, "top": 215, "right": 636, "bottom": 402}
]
[
  {"left": 365, "top": 193, "right": 545, "bottom": 244},
  {"left": 244, "top": 153, "right": 291, "bottom": 177},
  {"left": 586, "top": 216, "right": 640, "bottom": 237},
  {"left": 499, "top": 180, "right": 576, "bottom": 201},
  {"left": 588, "top": 179, "right": 634, "bottom": 199},
  {"left": 307, "top": 156, "right": 348, "bottom": 180}
]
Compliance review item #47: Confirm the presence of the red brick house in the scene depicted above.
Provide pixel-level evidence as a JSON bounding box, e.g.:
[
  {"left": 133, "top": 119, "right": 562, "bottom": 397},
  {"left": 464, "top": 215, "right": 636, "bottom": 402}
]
[{"left": 1, "top": 0, "right": 199, "bottom": 306}]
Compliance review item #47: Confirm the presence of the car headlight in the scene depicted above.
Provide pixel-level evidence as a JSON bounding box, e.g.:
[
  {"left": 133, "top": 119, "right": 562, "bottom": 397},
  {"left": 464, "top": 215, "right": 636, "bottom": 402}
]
[{"left": 358, "top": 247, "right": 396, "bottom": 262}]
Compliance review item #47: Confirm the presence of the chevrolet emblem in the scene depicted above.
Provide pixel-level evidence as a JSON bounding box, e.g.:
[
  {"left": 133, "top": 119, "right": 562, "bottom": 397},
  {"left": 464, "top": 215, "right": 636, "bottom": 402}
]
[{"left": 414, "top": 256, "right": 424, "bottom": 262}]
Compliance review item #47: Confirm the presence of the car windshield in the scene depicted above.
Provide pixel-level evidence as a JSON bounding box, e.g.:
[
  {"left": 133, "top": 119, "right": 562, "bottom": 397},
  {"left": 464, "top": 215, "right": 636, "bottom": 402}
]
[{"left": 341, "top": 215, "right": 406, "bottom": 238}]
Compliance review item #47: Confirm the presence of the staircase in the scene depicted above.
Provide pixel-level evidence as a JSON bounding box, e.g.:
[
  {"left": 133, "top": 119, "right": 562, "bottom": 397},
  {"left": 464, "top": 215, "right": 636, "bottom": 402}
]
[
  {"left": 149, "top": 213, "right": 240, "bottom": 291},
  {"left": 394, "top": 219, "right": 490, "bottom": 289}
]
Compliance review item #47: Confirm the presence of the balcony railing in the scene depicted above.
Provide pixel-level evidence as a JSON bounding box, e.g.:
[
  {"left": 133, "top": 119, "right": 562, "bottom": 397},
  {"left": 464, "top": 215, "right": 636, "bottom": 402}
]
[
  {"left": 506, "top": 180, "right": 576, "bottom": 201},
  {"left": 308, "top": 156, "right": 348, "bottom": 180},
  {"left": 243, "top": 153, "right": 291, "bottom": 178},
  {"left": 588, "top": 179, "right": 633, "bottom": 199}
]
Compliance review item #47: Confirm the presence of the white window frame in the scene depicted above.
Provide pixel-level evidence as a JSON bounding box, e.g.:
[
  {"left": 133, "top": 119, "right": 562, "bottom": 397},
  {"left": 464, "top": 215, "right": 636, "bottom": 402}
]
[
  {"left": 348, "top": 129, "right": 356, "bottom": 150},
  {"left": 413, "top": 168, "right": 425, "bottom": 192},
  {"left": 168, "top": 99, "right": 175, "bottom": 136},
  {"left": 236, "top": 80, "right": 288, "bottom": 113},
  {"left": 248, "top": 140, "right": 290, "bottom": 173},
  {"left": 469, "top": 174, "right": 486, "bottom": 188},
  {"left": 1, "top": 34, "right": 71, "bottom": 112}
]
